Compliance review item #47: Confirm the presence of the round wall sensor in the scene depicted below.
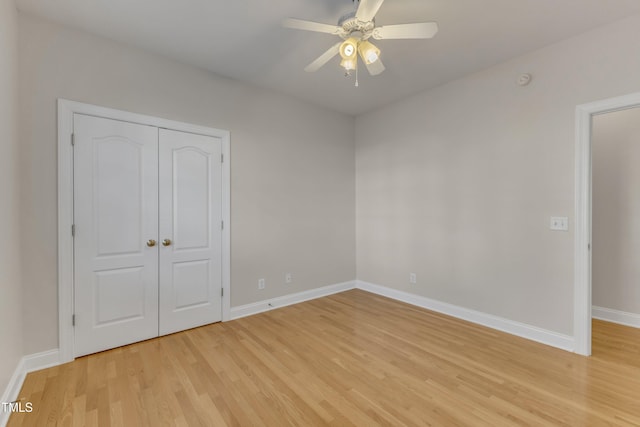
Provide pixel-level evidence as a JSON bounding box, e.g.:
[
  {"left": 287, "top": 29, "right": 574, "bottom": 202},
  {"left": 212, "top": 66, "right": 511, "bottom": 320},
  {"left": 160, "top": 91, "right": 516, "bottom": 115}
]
[{"left": 517, "top": 73, "right": 532, "bottom": 86}]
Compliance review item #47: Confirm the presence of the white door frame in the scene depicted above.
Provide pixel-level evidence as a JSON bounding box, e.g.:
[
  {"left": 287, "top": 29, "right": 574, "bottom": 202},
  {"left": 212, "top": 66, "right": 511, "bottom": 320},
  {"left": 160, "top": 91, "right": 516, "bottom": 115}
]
[
  {"left": 574, "top": 91, "right": 640, "bottom": 356},
  {"left": 58, "top": 99, "right": 231, "bottom": 363}
]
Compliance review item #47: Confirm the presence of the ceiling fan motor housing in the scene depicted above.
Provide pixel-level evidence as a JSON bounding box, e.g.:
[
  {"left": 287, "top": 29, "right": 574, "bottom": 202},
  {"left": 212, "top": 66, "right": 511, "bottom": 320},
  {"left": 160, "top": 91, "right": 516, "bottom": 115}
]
[{"left": 338, "top": 12, "right": 375, "bottom": 39}]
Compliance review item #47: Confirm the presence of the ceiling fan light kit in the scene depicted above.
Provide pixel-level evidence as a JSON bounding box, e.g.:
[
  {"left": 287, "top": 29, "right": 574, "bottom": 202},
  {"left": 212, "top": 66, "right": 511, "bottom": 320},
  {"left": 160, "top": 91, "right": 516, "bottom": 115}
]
[
  {"left": 340, "top": 58, "right": 356, "bottom": 72},
  {"left": 283, "top": 0, "right": 438, "bottom": 85},
  {"left": 358, "top": 40, "right": 380, "bottom": 65},
  {"left": 339, "top": 37, "right": 359, "bottom": 61}
]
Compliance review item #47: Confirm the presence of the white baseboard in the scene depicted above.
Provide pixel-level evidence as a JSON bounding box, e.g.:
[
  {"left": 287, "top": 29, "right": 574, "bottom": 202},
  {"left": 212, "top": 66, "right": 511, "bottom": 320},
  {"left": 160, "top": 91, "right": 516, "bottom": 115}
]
[
  {"left": 22, "top": 349, "right": 60, "bottom": 374},
  {"left": 230, "top": 280, "right": 356, "bottom": 320},
  {"left": 355, "top": 281, "right": 575, "bottom": 352},
  {"left": 593, "top": 306, "right": 640, "bottom": 328},
  {"left": 0, "top": 357, "right": 25, "bottom": 427},
  {"left": 230, "top": 279, "right": 575, "bottom": 352},
  {"left": 1, "top": 349, "right": 60, "bottom": 427}
]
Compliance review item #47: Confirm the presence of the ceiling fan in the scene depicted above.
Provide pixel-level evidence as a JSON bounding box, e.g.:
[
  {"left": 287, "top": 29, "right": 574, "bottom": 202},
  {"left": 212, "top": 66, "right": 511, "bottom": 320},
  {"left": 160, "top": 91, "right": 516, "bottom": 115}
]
[{"left": 283, "top": 0, "right": 438, "bottom": 82}]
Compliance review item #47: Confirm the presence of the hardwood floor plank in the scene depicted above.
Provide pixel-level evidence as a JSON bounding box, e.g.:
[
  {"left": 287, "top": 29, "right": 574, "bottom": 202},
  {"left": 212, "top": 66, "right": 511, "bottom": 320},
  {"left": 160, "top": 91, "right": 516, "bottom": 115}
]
[
  {"left": 8, "top": 290, "right": 640, "bottom": 426},
  {"left": 71, "top": 395, "right": 85, "bottom": 427}
]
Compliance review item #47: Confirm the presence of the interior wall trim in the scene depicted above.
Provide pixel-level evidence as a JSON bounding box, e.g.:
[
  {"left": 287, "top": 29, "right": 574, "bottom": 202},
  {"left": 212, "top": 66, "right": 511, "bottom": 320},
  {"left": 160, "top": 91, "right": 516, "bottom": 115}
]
[
  {"left": 592, "top": 306, "right": 640, "bottom": 329},
  {"left": 356, "top": 281, "right": 575, "bottom": 352},
  {"left": 230, "top": 281, "right": 357, "bottom": 320},
  {"left": 574, "top": 91, "right": 640, "bottom": 356},
  {"left": 0, "top": 349, "right": 60, "bottom": 427}
]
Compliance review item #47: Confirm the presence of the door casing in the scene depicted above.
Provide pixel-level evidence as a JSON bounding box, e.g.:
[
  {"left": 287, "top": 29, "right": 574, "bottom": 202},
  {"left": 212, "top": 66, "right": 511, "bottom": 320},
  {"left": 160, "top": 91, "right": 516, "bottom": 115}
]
[
  {"left": 574, "top": 91, "right": 640, "bottom": 356},
  {"left": 58, "top": 99, "right": 231, "bottom": 363}
]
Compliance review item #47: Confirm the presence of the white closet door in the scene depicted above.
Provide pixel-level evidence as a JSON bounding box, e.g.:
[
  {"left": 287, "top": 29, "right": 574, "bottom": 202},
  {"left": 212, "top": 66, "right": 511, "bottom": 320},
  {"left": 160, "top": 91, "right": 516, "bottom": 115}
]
[
  {"left": 74, "top": 114, "right": 159, "bottom": 357},
  {"left": 158, "top": 129, "right": 223, "bottom": 335}
]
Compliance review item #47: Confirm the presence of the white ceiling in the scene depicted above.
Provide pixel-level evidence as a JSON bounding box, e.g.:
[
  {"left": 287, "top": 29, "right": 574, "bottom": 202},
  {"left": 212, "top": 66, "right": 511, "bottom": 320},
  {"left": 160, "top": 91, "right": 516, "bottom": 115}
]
[{"left": 15, "top": 0, "right": 640, "bottom": 115}]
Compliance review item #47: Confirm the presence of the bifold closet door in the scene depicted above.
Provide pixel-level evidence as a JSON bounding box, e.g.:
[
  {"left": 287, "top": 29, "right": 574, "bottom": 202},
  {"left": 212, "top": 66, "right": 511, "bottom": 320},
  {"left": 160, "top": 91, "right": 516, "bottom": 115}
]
[
  {"left": 158, "top": 129, "right": 223, "bottom": 335},
  {"left": 74, "top": 114, "right": 159, "bottom": 357}
]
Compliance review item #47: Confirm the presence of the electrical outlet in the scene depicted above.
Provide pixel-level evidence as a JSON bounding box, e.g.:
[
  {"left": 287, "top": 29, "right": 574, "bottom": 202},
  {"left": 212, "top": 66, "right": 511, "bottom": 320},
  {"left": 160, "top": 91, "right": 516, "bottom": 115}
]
[
  {"left": 409, "top": 273, "right": 417, "bottom": 284},
  {"left": 550, "top": 216, "right": 569, "bottom": 231},
  {"left": 258, "top": 278, "right": 265, "bottom": 290},
  {"left": 285, "top": 273, "right": 292, "bottom": 284}
]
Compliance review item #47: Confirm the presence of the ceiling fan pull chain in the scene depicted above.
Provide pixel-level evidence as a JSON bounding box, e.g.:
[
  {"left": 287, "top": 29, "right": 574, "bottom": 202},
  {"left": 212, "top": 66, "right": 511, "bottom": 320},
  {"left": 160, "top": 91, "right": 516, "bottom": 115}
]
[
  {"left": 355, "top": 49, "right": 358, "bottom": 87},
  {"left": 355, "top": 56, "right": 359, "bottom": 87}
]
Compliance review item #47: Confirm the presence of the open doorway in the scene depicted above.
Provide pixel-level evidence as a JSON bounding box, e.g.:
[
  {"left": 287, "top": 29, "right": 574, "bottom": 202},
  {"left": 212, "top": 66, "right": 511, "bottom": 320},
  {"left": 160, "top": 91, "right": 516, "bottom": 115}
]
[
  {"left": 575, "top": 92, "right": 640, "bottom": 356},
  {"left": 591, "top": 108, "right": 640, "bottom": 332}
]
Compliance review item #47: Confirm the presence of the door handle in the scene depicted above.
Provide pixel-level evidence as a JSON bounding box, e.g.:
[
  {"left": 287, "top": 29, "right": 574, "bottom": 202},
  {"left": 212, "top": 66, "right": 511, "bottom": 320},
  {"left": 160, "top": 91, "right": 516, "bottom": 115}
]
[
  {"left": 162, "top": 239, "right": 172, "bottom": 247},
  {"left": 146, "top": 239, "right": 157, "bottom": 247}
]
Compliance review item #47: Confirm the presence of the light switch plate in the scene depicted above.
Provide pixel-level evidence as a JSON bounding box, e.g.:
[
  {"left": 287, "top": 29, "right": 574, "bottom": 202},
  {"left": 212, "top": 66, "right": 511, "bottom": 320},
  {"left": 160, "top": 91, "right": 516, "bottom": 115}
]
[{"left": 550, "top": 217, "right": 569, "bottom": 231}]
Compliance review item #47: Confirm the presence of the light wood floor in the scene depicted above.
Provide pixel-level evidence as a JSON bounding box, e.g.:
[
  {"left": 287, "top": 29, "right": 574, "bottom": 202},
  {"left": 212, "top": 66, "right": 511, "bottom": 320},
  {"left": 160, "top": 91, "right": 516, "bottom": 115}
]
[{"left": 8, "top": 290, "right": 640, "bottom": 426}]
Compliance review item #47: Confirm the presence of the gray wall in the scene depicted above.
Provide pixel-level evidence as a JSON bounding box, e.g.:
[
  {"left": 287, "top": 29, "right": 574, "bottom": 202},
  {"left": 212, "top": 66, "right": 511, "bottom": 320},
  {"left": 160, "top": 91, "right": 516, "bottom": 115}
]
[
  {"left": 593, "top": 108, "right": 640, "bottom": 315},
  {"left": 19, "top": 13, "right": 356, "bottom": 354},
  {"left": 355, "top": 15, "right": 640, "bottom": 336},
  {"left": 0, "top": 0, "right": 23, "bottom": 396}
]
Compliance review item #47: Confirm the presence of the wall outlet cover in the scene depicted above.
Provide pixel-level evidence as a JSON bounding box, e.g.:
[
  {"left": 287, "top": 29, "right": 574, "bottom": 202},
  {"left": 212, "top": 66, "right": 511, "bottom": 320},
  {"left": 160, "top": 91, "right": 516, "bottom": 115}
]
[{"left": 550, "top": 216, "right": 569, "bottom": 231}]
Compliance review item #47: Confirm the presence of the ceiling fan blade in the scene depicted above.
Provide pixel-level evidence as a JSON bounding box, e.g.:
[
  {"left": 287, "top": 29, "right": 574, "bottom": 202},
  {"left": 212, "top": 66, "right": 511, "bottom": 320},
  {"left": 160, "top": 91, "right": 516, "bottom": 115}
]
[
  {"left": 283, "top": 18, "right": 342, "bottom": 35},
  {"left": 372, "top": 22, "right": 439, "bottom": 40},
  {"left": 356, "top": 0, "right": 385, "bottom": 22},
  {"left": 304, "top": 42, "right": 342, "bottom": 72},
  {"left": 365, "top": 58, "right": 385, "bottom": 76}
]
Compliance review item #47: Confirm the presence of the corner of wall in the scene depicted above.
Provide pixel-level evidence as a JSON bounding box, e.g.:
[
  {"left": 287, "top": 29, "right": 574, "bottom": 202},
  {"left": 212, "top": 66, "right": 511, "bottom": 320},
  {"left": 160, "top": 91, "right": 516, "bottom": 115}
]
[{"left": 0, "top": 0, "right": 25, "bottom": 414}]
